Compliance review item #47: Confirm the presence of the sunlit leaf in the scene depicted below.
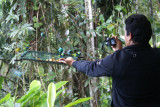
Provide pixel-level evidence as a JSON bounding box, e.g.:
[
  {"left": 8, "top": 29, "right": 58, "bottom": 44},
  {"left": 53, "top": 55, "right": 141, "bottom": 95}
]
[
  {"left": 33, "top": 16, "right": 37, "bottom": 22},
  {"left": 10, "top": 29, "right": 19, "bottom": 38},
  {"left": 100, "top": 14, "right": 104, "bottom": 23},
  {"left": 114, "top": 5, "right": 124, "bottom": 12},
  {"left": 6, "top": 11, "right": 19, "bottom": 23},
  {"left": 64, "top": 97, "right": 92, "bottom": 107},
  {"left": 29, "top": 80, "right": 41, "bottom": 90},
  {"left": 56, "top": 88, "right": 66, "bottom": 97},
  {"left": 17, "top": 83, "right": 41, "bottom": 103},
  {"left": 122, "top": 8, "right": 127, "bottom": 13},
  {"left": 107, "top": 24, "right": 115, "bottom": 31},
  {"left": 20, "top": 90, "right": 40, "bottom": 107},
  {"left": 47, "top": 82, "right": 56, "bottom": 107},
  {"left": 21, "top": 23, "right": 33, "bottom": 29},
  {"left": 0, "top": 93, "right": 11, "bottom": 104},
  {"left": 28, "top": 91, "right": 47, "bottom": 107},
  {"left": 34, "top": 22, "right": 43, "bottom": 28},
  {"left": 55, "top": 81, "right": 68, "bottom": 90}
]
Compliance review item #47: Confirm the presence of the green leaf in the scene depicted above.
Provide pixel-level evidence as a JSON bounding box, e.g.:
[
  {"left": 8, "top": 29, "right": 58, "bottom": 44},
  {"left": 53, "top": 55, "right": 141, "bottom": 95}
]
[
  {"left": 6, "top": 11, "right": 19, "bottom": 23},
  {"left": 33, "top": 4, "right": 38, "bottom": 10},
  {"left": 17, "top": 86, "right": 41, "bottom": 103},
  {"left": 10, "top": 23, "right": 34, "bottom": 38},
  {"left": 0, "top": 77, "right": 4, "bottom": 90},
  {"left": 21, "top": 23, "right": 33, "bottom": 29},
  {"left": 84, "top": 79, "right": 89, "bottom": 87},
  {"left": 35, "top": 99, "right": 47, "bottom": 107},
  {"left": 113, "top": 28, "right": 116, "bottom": 35},
  {"left": 64, "top": 97, "right": 92, "bottom": 107},
  {"left": 38, "top": 66, "right": 44, "bottom": 76},
  {"left": 114, "top": 5, "right": 124, "bottom": 12},
  {"left": 47, "top": 82, "right": 56, "bottom": 107},
  {"left": 47, "top": 72, "right": 56, "bottom": 81},
  {"left": 10, "top": 29, "right": 19, "bottom": 38},
  {"left": 33, "top": 16, "right": 37, "bottom": 22},
  {"left": 122, "top": 8, "right": 127, "bottom": 13},
  {"left": 55, "top": 81, "right": 68, "bottom": 90},
  {"left": 101, "top": 23, "right": 107, "bottom": 28},
  {"left": 35, "top": 93, "right": 47, "bottom": 107},
  {"left": 33, "top": 7, "right": 38, "bottom": 10},
  {"left": 74, "top": 40, "right": 79, "bottom": 46},
  {"left": 27, "top": 27, "right": 35, "bottom": 31},
  {"left": 99, "top": 14, "right": 104, "bottom": 23},
  {"left": 107, "top": 24, "right": 115, "bottom": 31},
  {"left": 28, "top": 91, "right": 47, "bottom": 107},
  {"left": 29, "top": 80, "right": 41, "bottom": 90},
  {"left": 20, "top": 90, "right": 40, "bottom": 107},
  {"left": 34, "top": 22, "right": 43, "bottom": 28},
  {"left": 56, "top": 88, "right": 66, "bottom": 97},
  {"left": 5, "top": 97, "right": 15, "bottom": 107},
  {"left": 155, "top": 28, "right": 160, "bottom": 33},
  {"left": 0, "top": 97, "right": 15, "bottom": 107},
  {"left": 0, "top": 93, "right": 11, "bottom": 104}
]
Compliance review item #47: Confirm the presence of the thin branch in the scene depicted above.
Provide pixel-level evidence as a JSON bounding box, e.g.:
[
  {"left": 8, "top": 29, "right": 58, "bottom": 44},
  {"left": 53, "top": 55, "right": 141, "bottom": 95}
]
[
  {"left": 36, "top": 63, "right": 47, "bottom": 92},
  {"left": 40, "top": 3, "right": 47, "bottom": 25},
  {"left": 36, "top": 4, "right": 41, "bottom": 51},
  {"left": 0, "top": 60, "right": 3, "bottom": 71}
]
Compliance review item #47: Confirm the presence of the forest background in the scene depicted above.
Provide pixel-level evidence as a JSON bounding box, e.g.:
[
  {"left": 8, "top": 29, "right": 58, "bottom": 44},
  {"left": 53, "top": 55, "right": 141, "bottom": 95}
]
[{"left": 0, "top": 0, "right": 160, "bottom": 107}]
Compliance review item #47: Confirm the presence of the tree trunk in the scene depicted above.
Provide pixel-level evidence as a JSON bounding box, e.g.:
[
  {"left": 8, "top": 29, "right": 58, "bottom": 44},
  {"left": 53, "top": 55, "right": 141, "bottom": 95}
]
[
  {"left": 61, "top": 3, "right": 73, "bottom": 104},
  {"left": 85, "top": 0, "right": 99, "bottom": 107},
  {"left": 149, "top": 0, "right": 156, "bottom": 48},
  {"left": 85, "top": 0, "right": 95, "bottom": 57}
]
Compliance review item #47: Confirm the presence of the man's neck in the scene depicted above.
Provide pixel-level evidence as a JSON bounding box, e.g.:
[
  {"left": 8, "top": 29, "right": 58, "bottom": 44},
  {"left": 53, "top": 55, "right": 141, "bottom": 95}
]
[{"left": 127, "top": 41, "right": 138, "bottom": 46}]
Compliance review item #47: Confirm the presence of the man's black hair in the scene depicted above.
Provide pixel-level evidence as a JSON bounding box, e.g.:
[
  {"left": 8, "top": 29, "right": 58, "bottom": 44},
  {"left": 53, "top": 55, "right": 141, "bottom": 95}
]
[{"left": 125, "top": 14, "right": 152, "bottom": 44}]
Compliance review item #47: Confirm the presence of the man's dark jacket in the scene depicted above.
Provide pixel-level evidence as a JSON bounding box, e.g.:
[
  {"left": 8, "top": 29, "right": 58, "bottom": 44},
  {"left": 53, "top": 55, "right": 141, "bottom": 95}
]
[{"left": 72, "top": 44, "right": 160, "bottom": 107}]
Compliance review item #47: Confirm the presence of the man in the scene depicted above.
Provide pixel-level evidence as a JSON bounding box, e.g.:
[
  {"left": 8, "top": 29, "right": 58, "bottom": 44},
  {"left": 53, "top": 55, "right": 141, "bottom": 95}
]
[{"left": 60, "top": 14, "right": 160, "bottom": 107}]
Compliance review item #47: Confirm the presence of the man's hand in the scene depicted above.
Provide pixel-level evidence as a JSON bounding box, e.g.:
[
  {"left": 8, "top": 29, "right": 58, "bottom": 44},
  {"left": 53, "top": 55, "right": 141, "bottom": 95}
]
[
  {"left": 112, "top": 36, "right": 123, "bottom": 51},
  {"left": 59, "top": 57, "right": 75, "bottom": 66}
]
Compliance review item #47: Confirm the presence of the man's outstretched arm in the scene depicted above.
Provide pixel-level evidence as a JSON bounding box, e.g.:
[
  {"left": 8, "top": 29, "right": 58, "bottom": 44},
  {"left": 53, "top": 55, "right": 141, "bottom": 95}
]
[
  {"left": 59, "top": 36, "right": 122, "bottom": 77},
  {"left": 60, "top": 55, "right": 114, "bottom": 77}
]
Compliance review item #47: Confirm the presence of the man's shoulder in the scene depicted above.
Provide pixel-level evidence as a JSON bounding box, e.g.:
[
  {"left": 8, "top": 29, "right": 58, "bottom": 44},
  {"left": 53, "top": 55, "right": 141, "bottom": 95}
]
[
  {"left": 151, "top": 48, "right": 160, "bottom": 56},
  {"left": 112, "top": 49, "right": 125, "bottom": 59},
  {"left": 152, "top": 47, "right": 160, "bottom": 53},
  {"left": 113, "top": 49, "right": 124, "bottom": 55},
  {"left": 103, "top": 50, "right": 122, "bottom": 61},
  {"left": 114, "top": 49, "right": 122, "bottom": 54},
  {"left": 153, "top": 47, "right": 160, "bottom": 50}
]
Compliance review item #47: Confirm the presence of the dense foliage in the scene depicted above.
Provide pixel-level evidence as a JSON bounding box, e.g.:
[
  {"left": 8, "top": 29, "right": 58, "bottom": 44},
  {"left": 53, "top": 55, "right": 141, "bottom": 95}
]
[{"left": 0, "top": 0, "right": 160, "bottom": 107}]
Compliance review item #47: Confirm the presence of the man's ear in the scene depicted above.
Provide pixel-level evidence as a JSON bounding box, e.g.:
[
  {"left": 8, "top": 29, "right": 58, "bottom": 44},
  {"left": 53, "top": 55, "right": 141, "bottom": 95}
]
[{"left": 128, "top": 32, "right": 132, "bottom": 41}]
